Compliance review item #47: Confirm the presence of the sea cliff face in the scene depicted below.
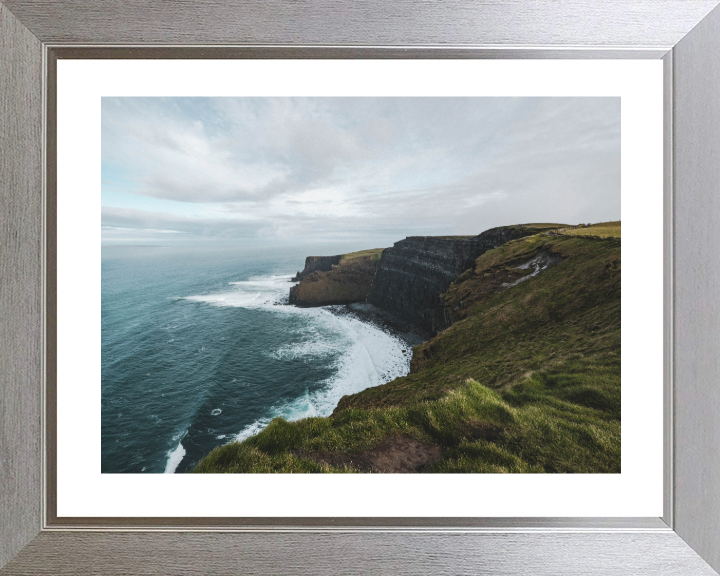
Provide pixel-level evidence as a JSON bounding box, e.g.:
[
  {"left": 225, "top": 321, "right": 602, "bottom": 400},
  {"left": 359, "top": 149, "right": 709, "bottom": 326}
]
[
  {"left": 366, "top": 227, "right": 541, "bottom": 334},
  {"left": 292, "top": 255, "right": 342, "bottom": 281},
  {"left": 289, "top": 256, "right": 378, "bottom": 307},
  {"left": 288, "top": 226, "right": 546, "bottom": 333}
]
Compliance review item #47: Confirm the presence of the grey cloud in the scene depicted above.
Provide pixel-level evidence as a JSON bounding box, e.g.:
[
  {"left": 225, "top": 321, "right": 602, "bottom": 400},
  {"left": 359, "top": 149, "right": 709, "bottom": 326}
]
[
  {"left": 103, "top": 97, "right": 620, "bottom": 242},
  {"left": 102, "top": 206, "right": 264, "bottom": 238}
]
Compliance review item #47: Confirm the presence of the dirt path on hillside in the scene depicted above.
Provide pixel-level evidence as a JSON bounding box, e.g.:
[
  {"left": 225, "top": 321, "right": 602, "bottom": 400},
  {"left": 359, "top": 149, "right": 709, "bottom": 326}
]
[{"left": 304, "top": 435, "right": 443, "bottom": 473}]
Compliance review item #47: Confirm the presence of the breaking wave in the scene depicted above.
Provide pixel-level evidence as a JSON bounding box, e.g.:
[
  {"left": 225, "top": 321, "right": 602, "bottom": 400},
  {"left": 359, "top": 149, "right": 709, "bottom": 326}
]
[{"left": 182, "top": 274, "right": 410, "bottom": 445}]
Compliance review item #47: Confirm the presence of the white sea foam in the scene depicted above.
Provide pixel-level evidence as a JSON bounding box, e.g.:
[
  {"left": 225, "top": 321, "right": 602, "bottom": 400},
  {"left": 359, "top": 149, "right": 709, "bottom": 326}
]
[
  {"left": 302, "top": 314, "right": 410, "bottom": 414},
  {"left": 182, "top": 273, "right": 411, "bottom": 446},
  {"left": 235, "top": 417, "right": 273, "bottom": 443},
  {"left": 232, "top": 311, "right": 410, "bottom": 443},
  {"left": 269, "top": 331, "right": 345, "bottom": 360},
  {"left": 181, "top": 274, "right": 296, "bottom": 310},
  {"left": 164, "top": 440, "right": 186, "bottom": 474}
]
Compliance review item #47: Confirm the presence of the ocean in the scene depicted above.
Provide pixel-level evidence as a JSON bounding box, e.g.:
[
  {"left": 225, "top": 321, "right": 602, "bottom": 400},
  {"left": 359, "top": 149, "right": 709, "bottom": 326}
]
[{"left": 101, "top": 244, "right": 412, "bottom": 473}]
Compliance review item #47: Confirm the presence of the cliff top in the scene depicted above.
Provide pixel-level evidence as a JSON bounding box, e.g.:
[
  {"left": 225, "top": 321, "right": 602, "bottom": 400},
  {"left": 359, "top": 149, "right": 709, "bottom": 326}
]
[
  {"left": 340, "top": 248, "right": 384, "bottom": 263},
  {"left": 559, "top": 221, "right": 621, "bottom": 238},
  {"left": 402, "top": 225, "right": 568, "bottom": 242},
  {"left": 514, "top": 223, "right": 570, "bottom": 229},
  {"left": 403, "top": 235, "right": 475, "bottom": 240}
]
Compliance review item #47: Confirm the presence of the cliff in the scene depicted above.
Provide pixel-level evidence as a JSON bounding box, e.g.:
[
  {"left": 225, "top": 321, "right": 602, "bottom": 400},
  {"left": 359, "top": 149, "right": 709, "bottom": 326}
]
[
  {"left": 292, "top": 255, "right": 342, "bottom": 281},
  {"left": 289, "top": 256, "right": 377, "bottom": 306},
  {"left": 366, "top": 226, "right": 547, "bottom": 334},
  {"left": 288, "top": 248, "right": 384, "bottom": 307}
]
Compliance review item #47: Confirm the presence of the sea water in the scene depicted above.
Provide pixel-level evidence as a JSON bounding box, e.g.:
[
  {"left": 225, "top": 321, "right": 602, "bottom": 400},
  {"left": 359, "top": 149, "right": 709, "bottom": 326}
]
[{"left": 101, "top": 244, "right": 411, "bottom": 473}]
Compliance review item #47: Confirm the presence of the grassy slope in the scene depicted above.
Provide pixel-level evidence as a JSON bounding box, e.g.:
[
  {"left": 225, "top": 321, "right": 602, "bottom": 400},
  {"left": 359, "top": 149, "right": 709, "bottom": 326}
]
[{"left": 195, "top": 230, "right": 621, "bottom": 474}]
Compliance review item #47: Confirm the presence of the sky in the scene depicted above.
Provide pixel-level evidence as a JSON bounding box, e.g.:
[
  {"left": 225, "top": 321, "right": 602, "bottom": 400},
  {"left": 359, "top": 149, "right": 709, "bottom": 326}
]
[{"left": 101, "top": 97, "right": 620, "bottom": 247}]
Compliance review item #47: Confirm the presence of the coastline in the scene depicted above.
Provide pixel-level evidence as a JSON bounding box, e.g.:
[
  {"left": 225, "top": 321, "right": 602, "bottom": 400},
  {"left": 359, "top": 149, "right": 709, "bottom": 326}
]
[
  {"left": 194, "top": 225, "right": 622, "bottom": 474},
  {"left": 326, "top": 302, "right": 429, "bottom": 349}
]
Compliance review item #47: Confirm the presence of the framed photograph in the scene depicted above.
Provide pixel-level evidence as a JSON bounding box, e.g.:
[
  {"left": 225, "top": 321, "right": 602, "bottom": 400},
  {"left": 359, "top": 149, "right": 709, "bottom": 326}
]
[{"left": 2, "top": 1, "right": 720, "bottom": 574}]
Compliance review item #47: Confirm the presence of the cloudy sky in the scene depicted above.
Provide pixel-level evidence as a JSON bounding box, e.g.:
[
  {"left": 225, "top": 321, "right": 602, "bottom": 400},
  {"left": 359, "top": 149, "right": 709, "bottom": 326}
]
[{"left": 101, "top": 97, "right": 620, "bottom": 247}]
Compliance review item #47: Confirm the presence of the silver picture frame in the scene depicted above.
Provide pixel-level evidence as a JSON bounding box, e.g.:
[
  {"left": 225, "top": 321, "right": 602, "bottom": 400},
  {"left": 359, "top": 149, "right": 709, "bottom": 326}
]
[{"left": 2, "top": 1, "right": 720, "bottom": 573}]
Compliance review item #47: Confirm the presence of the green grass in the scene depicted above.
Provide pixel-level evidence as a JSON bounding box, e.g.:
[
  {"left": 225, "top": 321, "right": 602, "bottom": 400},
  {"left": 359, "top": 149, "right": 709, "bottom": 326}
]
[
  {"left": 194, "top": 371, "right": 619, "bottom": 474},
  {"left": 194, "top": 228, "right": 621, "bottom": 474},
  {"left": 562, "top": 221, "right": 621, "bottom": 239},
  {"left": 340, "top": 248, "right": 385, "bottom": 263}
]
